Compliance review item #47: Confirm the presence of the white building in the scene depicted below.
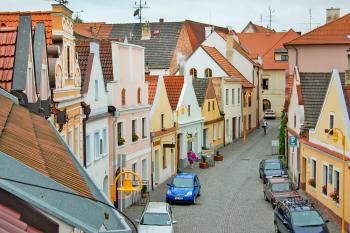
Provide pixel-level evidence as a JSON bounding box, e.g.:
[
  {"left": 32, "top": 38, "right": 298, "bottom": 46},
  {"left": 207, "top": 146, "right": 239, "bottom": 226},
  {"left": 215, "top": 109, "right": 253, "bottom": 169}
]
[{"left": 77, "top": 41, "right": 110, "bottom": 196}]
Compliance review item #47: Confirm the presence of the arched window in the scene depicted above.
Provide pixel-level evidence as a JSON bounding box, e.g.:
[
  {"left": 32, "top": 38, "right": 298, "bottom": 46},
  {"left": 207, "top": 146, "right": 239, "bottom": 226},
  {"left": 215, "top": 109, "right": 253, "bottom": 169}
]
[
  {"left": 204, "top": 68, "right": 212, "bottom": 77},
  {"left": 189, "top": 68, "right": 197, "bottom": 78},
  {"left": 121, "top": 88, "right": 126, "bottom": 105},
  {"left": 263, "top": 99, "right": 271, "bottom": 111},
  {"left": 137, "top": 88, "right": 141, "bottom": 103}
]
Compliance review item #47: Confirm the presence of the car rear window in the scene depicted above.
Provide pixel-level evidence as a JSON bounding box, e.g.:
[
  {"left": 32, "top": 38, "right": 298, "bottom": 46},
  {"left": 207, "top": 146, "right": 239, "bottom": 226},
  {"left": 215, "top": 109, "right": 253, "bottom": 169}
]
[
  {"left": 140, "top": 213, "right": 171, "bottom": 226},
  {"left": 291, "top": 211, "right": 324, "bottom": 227},
  {"left": 264, "top": 162, "right": 281, "bottom": 170},
  {"left": 271, "top": 182, "right": 291, "bottom": 192}
]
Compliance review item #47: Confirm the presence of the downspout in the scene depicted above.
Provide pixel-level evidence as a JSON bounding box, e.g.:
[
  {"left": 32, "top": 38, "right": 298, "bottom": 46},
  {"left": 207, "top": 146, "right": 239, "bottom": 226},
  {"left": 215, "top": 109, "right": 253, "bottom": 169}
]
[{"left": 81, "top": 102, "right": 91, "bottom": 168}]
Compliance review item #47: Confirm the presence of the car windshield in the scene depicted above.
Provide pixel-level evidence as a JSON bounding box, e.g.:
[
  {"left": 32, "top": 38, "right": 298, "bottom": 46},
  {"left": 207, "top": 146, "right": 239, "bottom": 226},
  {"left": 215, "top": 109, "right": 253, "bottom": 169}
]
[
  {"left": 172, "top": 177, "right": 193, "bottom": 188},
  {"left": 291, "top": 211, "right": 324, "bottom": 227},
  {"left": 140, "top": 213, "right": 171, "bottom": 226},
  {"left": 265, "top": 162, "right": 281, "bottom": 170},
  {"left": 271, "top": 182, "right": 291, "bottom": 192}
]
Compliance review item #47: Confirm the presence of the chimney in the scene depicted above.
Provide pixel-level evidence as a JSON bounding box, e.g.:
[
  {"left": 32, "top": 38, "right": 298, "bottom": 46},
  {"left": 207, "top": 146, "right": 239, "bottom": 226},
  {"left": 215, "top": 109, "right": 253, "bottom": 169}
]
[
  {"left": 205, "top": 26, "right": 213, "bottom": 39},
  {"left": 177, "top": 53, "right": 185, "bottom": 75},
  {"left": 226, "top": 27, "right": 234, "bottom": 62},
  {"left": 326, "top": 8, "right": 340, "bottom": 23},
  {"left": 346, "top": 50, "right": 350, "bottom": 84},
  {"left": 159, "top": 18, "right": 164, "bottom": 23},
  {"left": 141, "top": 21, "right": 151, "bottom": 40}
]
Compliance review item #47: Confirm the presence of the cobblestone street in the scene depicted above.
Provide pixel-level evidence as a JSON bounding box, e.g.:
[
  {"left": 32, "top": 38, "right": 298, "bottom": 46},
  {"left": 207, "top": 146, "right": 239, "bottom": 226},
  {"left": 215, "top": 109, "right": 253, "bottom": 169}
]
[{"left": 124, "top": 121, "right": 340, "bottom": 233}]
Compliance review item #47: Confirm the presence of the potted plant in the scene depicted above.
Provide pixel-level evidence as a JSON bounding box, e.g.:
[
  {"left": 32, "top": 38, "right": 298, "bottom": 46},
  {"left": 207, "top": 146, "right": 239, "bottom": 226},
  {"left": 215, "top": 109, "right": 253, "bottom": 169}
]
[
  {"left": 199, "top": 156, "right": 209, "bottom": 169},
  {"left": 118, "top": 137, "right": 125, "bottom": 146},
  {"left": 308, "top": 178, "right": 316, "bottom": 188},
  {"left": 329, "top": 189, "right": 339, "bottom": 203},
  {"left": 214, "top": 150, "right": 224, "bottom": 161},
  {"left": 132, "top": 133, "right": 139, "bottom": 142}
]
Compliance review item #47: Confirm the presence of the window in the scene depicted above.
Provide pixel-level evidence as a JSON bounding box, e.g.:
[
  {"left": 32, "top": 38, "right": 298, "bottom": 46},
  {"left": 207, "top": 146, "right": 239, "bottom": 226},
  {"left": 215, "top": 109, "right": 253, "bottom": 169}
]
[
  {"left": 322, "top": 164, "right": 328, "bottom": 195},
  {"left": 213, "top": 123, "right": 217, "bottom": 140},
  {"left": 226, "top": 119, "right": 229, "bottom": 136},
  {"left": 121, "top": 88, "right": 126, "bottom": 105},
  {"left": 132, "top": 163, "right": 137, "bottom": 181},
  {"left": 67, "top": 46, "right": 70, "bottom": 76},
  {"left": 281, "top": 54, "right": 288, "bottom": 61},
  {"left": 94, "top": 131, "right": 100, "bottom": 160},
  {"left": 102, "top": 128, "right": 107, "bottom": 154},
  {"left": 95, "top": 80, "right": 99, "bottom": 101},
  {"left": 189, "top": 68, "right": 197, "bottom": 78},
  {"left": 334, "top": 170, "right": 340, "bottom": 203},
  {"left": 248, "top": 114, "right": 252, "bottom": 130},
  {"left": 262, "top": 79, "right": 269, "bottom": 90},
  {"left": 86, "top": 135, "right": 91, "bottom": 165},
  {"left": 162, "top": 148, "right": 167, "bottom": 169},
  {"left": 294, "top": 115, "right": 296, "bottom": 129},
  {"left": 187, "top": 105, "right": 191, "bottom": 116},
  {"left": 232, "top": 89, "right": 235, "bottom": 104},
  {"left": 218, "top": 123, "right": 222, "bottom": 139},
  {"left": 248, "top": 96, "right": 252, "bottom": 107},
  {"left": 142, "top": 159, "right": 147, "bottom": 180},
  {"left": 208, "top": 101, "right": 211, "bottom": 112},
  {"left": 212, "top": 101, "right": 215, "bottom": 110},
  {"left": 161, "top": 114, "right": 165, "bottom": 130},
  {"left": 238, "top": 88, "right": 241, "bottom": 104},
  {"left": 142, "top": 117, "right": 146, "bottom": 138},
  {"left": 132, "top": 119, "right": 137, "bottom": 141},
  {"left": 117, "top": 122, "right": 124, "bottom": 146},
  {"left": 311, "top": 159, "right": 317, "bottom": 188},
  {"left": 329, "top": 114, "right": 334, "bottom": 129},
  {"left": 204, "top": 68, "right": 212, "bottom": 77},
  {"left": 137, "top": 88, "right": 141, "bottom": 104},
  {"left": 225, "top": 89, "right": 229, "bottom": 105}
]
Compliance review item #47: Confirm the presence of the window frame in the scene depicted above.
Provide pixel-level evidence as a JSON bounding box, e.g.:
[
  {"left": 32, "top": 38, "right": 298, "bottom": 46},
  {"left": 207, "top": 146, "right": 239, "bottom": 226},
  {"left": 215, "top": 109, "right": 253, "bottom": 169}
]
[
  {"left": 101, "top": 128, "right": 107, "bottom": 156},
  {"left": 232, "top": 88, "right": 235, "bottom": 104},
  {"left": 204, "top": 68, "right": 212, "bottom": 78},
  {"left": 262, "top": 79, "right": 269, "bottom": 90},
  {"left": 189, "top": 68, "right": 197, "bottom": 78},
  {"left": 142, "top": 117, "right": 147, "bottom": 138},
  {"left": 86, "top": 134, "right": 92, "bottom": 166},
  {"left": 94, "top": 130, "right": 100, "bottom": 161}
]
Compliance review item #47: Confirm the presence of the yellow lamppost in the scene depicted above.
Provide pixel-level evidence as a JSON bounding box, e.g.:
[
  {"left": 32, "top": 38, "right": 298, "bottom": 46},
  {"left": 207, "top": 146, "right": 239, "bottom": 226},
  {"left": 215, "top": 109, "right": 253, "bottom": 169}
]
[
  {"left": 243, "top": 91, "right": 252, "bottom": 144},
  {"left": 175, "top": 106, "right": 187, "bottom": 174},
  {"left": 327, "top": 128, "right": 346, "bottom": 233},
  {"left": 112, "top": 171, "right": 143, "bottom": 212}
]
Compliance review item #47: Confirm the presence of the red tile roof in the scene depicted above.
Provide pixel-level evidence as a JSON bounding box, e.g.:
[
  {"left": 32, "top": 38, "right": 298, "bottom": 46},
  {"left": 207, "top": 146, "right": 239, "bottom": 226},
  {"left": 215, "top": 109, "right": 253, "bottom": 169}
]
[
  {"left": 0, "top": 203, "right": 44, "bottom": 233},
  {"left": 0, "top": 27, "right": 16, "bottom": 91},
  {"left": 286, "top": 13, "right": 350, "bottom": 45},
  {"left": 0, "top": 94, "right": 93, "bottom": 199},
  {"left": 145, "top": 76, "right": 158, "bottom": 104},
  {"left": 99, "top": 40, "right": 113, "bottom": 82},
  {"left": 253, "top": 23, "right": 274, "bottom": 33},
  {"left": 0, "top": 12, "right": 52, "bottom": 45},
  {"left": 163, "top": 76, "right": 184, "bottom": 110},
  {"left": 237, "top": 30, "right": 300, "bottom": 70},
  {"left": 201, "top": 45, "right": 254, "bottom": 88}
]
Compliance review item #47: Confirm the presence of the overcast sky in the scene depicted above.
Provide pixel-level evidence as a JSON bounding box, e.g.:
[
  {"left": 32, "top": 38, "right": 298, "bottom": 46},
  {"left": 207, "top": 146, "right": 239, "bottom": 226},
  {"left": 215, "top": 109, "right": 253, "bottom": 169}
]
[{"left": 2, "top": 0, "right": 350, "bottom": 32}]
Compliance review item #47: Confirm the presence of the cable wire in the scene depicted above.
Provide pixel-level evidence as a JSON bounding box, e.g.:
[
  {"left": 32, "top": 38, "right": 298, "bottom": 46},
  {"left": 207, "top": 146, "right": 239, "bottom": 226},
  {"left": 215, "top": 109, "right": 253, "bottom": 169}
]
[{"left": 0, "top": 176, "right": 138, "bottom": 233}]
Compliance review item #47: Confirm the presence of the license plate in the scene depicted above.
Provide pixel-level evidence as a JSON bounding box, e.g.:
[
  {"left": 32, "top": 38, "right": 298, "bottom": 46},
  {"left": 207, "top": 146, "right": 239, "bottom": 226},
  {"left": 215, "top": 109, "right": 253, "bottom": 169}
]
[{"left": 175, "top": 197, "right": 183, "bottom": 200}]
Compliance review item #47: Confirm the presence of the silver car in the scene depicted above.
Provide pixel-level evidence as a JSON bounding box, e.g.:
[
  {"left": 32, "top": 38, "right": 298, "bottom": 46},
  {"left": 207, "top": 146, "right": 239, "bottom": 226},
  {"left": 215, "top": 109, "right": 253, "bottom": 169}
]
[{"left": 137, "top": 202, "right": 177, "bottom": 233}]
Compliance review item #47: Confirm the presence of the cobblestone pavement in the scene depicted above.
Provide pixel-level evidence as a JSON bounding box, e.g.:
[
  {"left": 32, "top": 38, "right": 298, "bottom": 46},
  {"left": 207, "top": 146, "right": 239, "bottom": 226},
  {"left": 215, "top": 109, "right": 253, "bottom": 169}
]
[{"left": 124, "top": 121, "right": 341, "bottom": 233}]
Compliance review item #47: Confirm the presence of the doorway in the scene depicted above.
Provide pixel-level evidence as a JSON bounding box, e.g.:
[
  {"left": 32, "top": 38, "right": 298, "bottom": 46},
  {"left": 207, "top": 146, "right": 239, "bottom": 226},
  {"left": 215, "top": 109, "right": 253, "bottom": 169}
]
[
  {"left": 203, "top": 129, "right": 208, "bottom": 148},
  {"left": 301, "top": 157, "right": 307, "bottom": 190},
  {"left": 238, "top": 117, "right": 241, "bottom": 138},
  {"left": 263, "top": 99, "right": 271, "bottom": 111},
  {"left": 232, "top": 117, "right": 236, "bottom": 140},
  {"left": 155, "top": 150, "right": 159, "bottom": 185}
]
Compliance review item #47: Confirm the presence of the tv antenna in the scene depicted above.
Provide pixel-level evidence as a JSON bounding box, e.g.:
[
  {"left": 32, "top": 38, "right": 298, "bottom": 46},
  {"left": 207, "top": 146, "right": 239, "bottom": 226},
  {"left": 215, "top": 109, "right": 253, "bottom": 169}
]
[
  {"left": 268, "top": 5, "right": 275, "bottom": 29},
  {"left": 133, "top": 0, "right": 149, "bottom": 24},
  {"left": 52, "top": 0, "right": 69, "bottom": 5}
]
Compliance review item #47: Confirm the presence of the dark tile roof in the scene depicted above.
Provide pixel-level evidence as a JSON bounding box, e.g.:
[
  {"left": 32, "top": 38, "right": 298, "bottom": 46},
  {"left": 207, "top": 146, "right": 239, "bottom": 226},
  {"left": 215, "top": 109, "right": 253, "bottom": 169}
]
[
  {"left": 109, "top": 22, "right": 183, "bottom": 69},
  {"left": 300, "top": 72, "right": 345, "bottom": 128},
  {"left": 192, "top": 78, "right": 209, "bottom": 107},
  {"left": 76, "top": 41, "right": 93, "bottom": 94},
  {"left": 0, "top": 27, "right": 16, "bottom": 91}
]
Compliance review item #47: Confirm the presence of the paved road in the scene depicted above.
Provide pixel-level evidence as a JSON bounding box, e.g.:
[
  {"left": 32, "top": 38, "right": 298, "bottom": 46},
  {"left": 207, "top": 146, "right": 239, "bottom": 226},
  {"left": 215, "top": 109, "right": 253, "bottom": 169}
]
[{"left": 124, "top": 121, "right": 340, "bottom": 233}]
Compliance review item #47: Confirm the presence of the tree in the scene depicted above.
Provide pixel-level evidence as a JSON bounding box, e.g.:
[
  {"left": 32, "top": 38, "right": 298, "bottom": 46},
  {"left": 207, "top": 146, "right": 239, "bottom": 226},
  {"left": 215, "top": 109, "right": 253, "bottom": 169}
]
[{"left": 279, "top": 112, "right": 287, "bottom": 156}]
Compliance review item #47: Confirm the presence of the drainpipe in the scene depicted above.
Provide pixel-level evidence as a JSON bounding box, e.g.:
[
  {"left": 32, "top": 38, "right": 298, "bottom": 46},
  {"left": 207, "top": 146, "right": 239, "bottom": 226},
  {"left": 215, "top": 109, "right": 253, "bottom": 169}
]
[{"left": 81, "top": 102, "right": 91, "bottom": 168}]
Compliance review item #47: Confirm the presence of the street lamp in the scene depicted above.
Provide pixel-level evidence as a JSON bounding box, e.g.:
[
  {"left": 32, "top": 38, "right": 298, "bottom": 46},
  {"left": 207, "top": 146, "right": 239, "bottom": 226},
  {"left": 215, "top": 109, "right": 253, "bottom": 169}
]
[
  {"left": 327, "top": 128, "right": 346, "bottom": 233},
  {"left": 175, "top": 105, "right": 187, "bottom": 174},
  {"left": 243, "top": 91, "right": 252, "bottom": 144}
]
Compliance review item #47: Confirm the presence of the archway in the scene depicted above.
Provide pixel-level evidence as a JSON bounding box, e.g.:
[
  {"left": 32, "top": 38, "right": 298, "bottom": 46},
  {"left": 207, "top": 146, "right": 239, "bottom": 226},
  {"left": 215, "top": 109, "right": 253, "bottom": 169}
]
[{"left": 263, "top": 99, "right": 271, "bottom": 111}]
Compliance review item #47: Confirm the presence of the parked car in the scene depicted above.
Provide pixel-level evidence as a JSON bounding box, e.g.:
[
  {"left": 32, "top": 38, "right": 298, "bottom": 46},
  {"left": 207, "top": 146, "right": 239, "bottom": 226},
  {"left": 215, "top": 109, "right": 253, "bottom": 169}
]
[
  {"left": 166, "top": 173, "right": 201, "bottom": 204},
  {"left": 274, "top": 198, "right": 329, "bottom": 233},
  {"left": 263, "top": 178, "right": 300, "bottom": 208},
  {"left": 259, "top": 159, "right": 288, "bottom": 183},
  {"left": 137, "top": 202, "right": 176, "bottom": 233},
  {"left": 264, "top": 109, "right": 276, "bottom": 119}
]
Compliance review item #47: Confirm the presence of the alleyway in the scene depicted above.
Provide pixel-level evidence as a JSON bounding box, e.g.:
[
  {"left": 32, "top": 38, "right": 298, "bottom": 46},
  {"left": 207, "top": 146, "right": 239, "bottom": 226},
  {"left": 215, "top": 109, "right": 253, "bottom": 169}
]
[{"left": 124, "top": 121, "right": 339, "bottom": 233}]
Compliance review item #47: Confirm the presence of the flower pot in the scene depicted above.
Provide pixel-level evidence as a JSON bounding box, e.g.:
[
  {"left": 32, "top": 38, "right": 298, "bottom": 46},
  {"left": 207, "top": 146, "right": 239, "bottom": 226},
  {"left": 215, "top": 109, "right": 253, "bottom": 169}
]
[
  {"left": 199, "top": 162, "right": 209, "bottom": 169},
  {"left": 214, "top": 154, "right": 224, "bottom": 161}
]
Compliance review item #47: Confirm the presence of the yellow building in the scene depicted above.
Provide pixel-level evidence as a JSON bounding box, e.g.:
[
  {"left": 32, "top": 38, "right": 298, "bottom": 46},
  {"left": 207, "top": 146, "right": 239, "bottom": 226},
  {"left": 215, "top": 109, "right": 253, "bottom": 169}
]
[
  {"left": 146, "top": 76, "right": 176, "bottom": 187},
  {"left": 299, "top": 71, "right": 350, "bottom": 231},
  {"left": 193, "top": 78, "right": 224, "bottom": 149},
  {"left": 50, "top": 4, "right": 83, "bottom": 163}
]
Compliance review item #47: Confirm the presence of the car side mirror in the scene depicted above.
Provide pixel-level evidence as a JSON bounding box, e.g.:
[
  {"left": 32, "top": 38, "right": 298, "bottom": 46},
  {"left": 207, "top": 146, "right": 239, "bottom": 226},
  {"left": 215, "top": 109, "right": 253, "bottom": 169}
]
[
  {"left": 325, "top": 220, "right": 330, "bottom": 223},
  {"left": 172, "top": 220, "right": 178, "bottom": 224},
  {"left": 135, "top": 219, "right": 140, "bottom": 223},
  {"left": 167, "top": 183, "right": 173, "bottom": 187}
]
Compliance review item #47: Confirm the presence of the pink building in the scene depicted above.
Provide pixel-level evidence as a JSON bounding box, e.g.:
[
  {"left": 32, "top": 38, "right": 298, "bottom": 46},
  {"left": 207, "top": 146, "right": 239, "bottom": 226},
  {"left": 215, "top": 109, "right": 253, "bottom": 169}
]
[{"left": 101, "top": 40, "right": 151, "bottom": 209}]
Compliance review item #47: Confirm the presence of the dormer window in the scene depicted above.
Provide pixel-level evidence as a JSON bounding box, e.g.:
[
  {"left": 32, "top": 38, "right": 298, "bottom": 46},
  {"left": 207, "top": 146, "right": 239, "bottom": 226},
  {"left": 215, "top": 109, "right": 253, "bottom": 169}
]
[
  {"left": 274, "top": 49, "right": 288, "bottom": 61},
  {"left": 190, "top": 68, "right": 197, "bottom": 78},
  {"left": 204, "top": 68, "right": 212, "bottom": 78}
]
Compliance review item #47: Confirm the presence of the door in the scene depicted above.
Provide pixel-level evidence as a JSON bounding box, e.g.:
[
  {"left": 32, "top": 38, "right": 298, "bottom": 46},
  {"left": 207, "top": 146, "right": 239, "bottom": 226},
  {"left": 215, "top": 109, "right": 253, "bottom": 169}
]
[
  {"left": 155, "top": 150, "right": 160, "bottom": 184},
  {"left": 203, "top": 129, "right": 208, "bottom": 148},
  {"left": 276, "top": 206, "right": 290, "bottom": 232},
  {"left": 232, "top": 117, "right": 236, "bottom": 140},
  {"left": 194, "top": 176, "right": 200, "bottom": 196},
  {"left": 238, "top": 117, "right": 241, "bottom": 138},
  {"left": 301, "top": 157, "right": 307, "bottom": 190}
]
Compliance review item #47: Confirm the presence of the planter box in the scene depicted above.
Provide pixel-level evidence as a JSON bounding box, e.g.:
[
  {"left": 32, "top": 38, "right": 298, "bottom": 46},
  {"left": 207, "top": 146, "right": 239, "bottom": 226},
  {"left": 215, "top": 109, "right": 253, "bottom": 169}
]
[
  {"left": 199, "top": 162, "right": 209, "bottom": 169},
  {"left": 214, "top": 154, "right": 224, "bottom": 161}
]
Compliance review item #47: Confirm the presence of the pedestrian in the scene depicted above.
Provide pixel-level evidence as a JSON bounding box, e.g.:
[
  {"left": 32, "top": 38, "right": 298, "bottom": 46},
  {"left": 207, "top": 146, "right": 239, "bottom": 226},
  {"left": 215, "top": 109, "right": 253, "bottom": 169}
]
[
  {"left": 187, "top": 151, "right": 197, "bottom": 168},
  {"left": 262, "top": 119, "right": 268, "bottom": 135}
]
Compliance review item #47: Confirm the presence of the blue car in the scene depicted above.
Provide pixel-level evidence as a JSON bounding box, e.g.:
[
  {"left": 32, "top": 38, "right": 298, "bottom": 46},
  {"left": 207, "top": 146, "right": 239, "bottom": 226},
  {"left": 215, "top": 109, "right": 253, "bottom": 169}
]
[{"left": 166, "top": 173, "right": 201, "bottom": 204}]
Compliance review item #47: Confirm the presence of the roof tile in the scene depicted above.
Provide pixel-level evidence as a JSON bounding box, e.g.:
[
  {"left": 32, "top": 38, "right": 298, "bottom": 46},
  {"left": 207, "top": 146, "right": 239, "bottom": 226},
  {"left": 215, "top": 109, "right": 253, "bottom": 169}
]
[
  {"left": 0, "top": 27, "right": 16, "bottom": 91},
  {"left": 145, "top": 76, "right": 158, "bottom": 104},
  {"left": 163, "top": 76, "right": 184, "bottom": 110}
]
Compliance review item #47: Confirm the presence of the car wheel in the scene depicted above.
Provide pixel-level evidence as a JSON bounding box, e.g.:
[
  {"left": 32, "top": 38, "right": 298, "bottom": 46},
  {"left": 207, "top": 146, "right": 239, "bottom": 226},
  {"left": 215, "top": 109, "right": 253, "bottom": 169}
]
[
  {"left": 192, "top": 196, "right": 196, "bottom": 205},
  {"left": 264, "top": 192, "right": 268, "bottom": 202},
  {"left": 259, "top": 172, "right": 262, "bottom": 179},
  {"left": 274, "top": 222, "right": 280, "bottom": 233},
  {"left": 198, "top": 190, "right": 201, "bottom": 197}
]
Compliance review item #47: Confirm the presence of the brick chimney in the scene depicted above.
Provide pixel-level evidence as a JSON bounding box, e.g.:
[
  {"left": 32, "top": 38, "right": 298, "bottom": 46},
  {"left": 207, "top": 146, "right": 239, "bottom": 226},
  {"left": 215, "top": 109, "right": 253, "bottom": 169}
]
[
  {"left": 141, "top": 21, "right": 151, "bottom": 40},
  {"left": 226, "top": 27, "right": 234, "bottom": 62},
  {"left": 326, "top": 8, "right": 340, "bottom": 23}
]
